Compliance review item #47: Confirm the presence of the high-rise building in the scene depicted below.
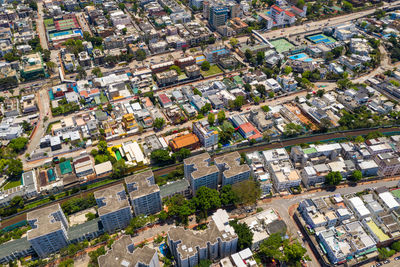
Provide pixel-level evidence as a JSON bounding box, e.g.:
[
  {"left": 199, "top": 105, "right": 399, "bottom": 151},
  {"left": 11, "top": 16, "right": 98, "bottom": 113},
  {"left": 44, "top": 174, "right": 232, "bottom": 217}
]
[
  {"left": 27, "top": 204, "right": 69, "bottom": 258},
  {"left": 167, "top": 209, "right": 237, "bottom": 267},
  {"left": 94, "top": 184, "right": 133, "bottom": 233},
  {"left": 209, "top": 5, "right": 229, "bottom": 29},
  {"left": 192, "top": 120, "right": 218, "bottom": 148},
  {"left": 214, "top": 151, "right": 251, "bottom": 186},
  {"left": 184, "top": 152, "right": 219, "bottom": 195},
  {"left": 98, "top": 235, "right": 160, "bottom": 267},
  {"left": 125, "top": 170, "right": 162, "bottom": 216}
]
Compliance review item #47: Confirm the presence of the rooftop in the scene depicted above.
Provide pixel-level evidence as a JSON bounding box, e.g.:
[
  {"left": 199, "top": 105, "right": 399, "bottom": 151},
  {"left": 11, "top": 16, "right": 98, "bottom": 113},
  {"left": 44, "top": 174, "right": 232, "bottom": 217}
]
[
  {"left": 27, "top": 204, "right": 67, "bottom": 240},
  {"left": 124, "top": 170, "right": 160, "bottom": 200},
  {"left": 184, "top": 153, "right": 219, "bottom": 180},
  {"left": 94, "top": 184, "right": 131, "bottom": 217},
  {"left": 214, "top": 152, "right": 250, "bottom": 178}
]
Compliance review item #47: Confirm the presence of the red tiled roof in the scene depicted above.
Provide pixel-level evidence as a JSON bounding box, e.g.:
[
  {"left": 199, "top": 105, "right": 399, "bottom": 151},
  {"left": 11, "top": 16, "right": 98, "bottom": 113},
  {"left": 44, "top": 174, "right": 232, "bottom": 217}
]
[
  {"left": 80, "top": 91, "right": 89, "bottom": 98},
  {"left": 285, "top": 10, "right": 295, "bottom": 17},
  {"left": 240, "top": 122, "right": 262, "bottom": 140},
  {"left": 271, "top": 5, "right": 284, "bottom": 13},
  {"left": 158, "top": 93, "right": 171, "bottom": 104}
]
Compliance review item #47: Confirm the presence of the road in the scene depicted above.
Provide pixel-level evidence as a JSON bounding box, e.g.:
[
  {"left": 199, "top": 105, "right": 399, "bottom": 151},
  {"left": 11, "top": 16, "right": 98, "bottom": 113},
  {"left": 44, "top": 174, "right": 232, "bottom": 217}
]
[
  {"left": 36, "top": 0, "right": 48, "bottom": 50},
  {"left": 259, "top": 179, "right": 400, "bottom": 267},
  {"left": 261, "top": 1, "right": 400, "bottom": 39}
]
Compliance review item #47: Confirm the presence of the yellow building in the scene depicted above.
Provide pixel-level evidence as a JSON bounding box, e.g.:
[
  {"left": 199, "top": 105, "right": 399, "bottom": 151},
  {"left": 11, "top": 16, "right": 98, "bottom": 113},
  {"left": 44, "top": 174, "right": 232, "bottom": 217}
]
[{"left": 122, "top": 114, "right": 138, "bottom": 131}]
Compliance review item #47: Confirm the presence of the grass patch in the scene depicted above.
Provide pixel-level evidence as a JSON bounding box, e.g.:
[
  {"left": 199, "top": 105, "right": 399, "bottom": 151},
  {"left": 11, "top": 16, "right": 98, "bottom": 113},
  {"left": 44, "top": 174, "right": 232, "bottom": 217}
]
[
  {"left": 2, "top": 180, "right": 22, "bottom": 190},
  {"left": 391, "top": 189, "right": 400, "bottom": 199},
  {"left": 99, "top": 92, "right": 108, "bottom": 104},
  {"left": 200, "top": 65, "right": 223, "bottom": 77},
  {"left": 86, "top": 179, "right": 114, "bottom": 190},
  {"left": 24, "top": 198, "right": 51, "bottom": 210}
]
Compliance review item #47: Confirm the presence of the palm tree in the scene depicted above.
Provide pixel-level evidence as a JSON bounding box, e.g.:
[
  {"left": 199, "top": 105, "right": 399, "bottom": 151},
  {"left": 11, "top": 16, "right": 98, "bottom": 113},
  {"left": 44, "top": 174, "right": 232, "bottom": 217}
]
[{"left": 46, "top": 61, "right": 57, "bottom": 73}]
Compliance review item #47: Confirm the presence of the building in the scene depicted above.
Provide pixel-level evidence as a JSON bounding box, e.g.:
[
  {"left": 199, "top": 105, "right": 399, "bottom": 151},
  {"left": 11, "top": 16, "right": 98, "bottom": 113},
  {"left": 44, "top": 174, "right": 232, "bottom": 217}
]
[
  {"left": 125, "top": 170, "right": 162, "bottom": 216},
  {"left": 215, "top": 152, "right": 250, "bottom": 186},
  {"left": 73, "top": 154, "right": 94, "bottom": 178},
  {"left": 27, "top": 204, "right": 69, "bottom": 258},
  {"left": 158, "top": 93, "right": 173, "bottom": 108},
  {"left": 267, "top": 159, "right": 301, "bottom": 191},
  {"left": 94, "top": 161, "right": 113, "bottom": 177},
  {"left": 209, "top": 5, "right": 229, "bottom": 29},
  {"left": 184, "top": 153, "right": 219, "bottom": 194},
  {"left": 98, "top": 235, "right": 160, "bottom": 267},
  {"left": 122, "top": 113, "right": 138, "bottom": 132},
  {"left": 20, "top": 53, "right": 46, "bottom": 80},
  {"left": 156, "top": 70, "right": 178, "bottom": 86},
  {"left": 170, "top": 133, "right": 200, "bottom": 152},
  {"left": 167, "top": 209, "right": 237, "bottom": 267},
  {"left": 94, "top": 184, "right": 133, "bottom": 233},
  {"left": 193, "top": 120, "right": 218, "bottom": 148}
]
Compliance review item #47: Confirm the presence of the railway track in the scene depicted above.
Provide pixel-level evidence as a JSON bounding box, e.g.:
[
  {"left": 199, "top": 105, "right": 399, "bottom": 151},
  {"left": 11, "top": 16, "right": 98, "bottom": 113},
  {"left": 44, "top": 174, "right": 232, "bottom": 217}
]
[{"left": 1, "top": 127, "right": 400, "bottom": 229}]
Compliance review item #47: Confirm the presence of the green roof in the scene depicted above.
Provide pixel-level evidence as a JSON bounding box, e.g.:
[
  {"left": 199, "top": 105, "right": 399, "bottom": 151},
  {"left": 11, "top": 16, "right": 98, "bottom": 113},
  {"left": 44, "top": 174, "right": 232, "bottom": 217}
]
[
  {"left": 160, "top": 179, "right": 190, "bottom": 198},
  {"left": 303, "top": 147, "right": 317, "bottom": 154},
  {"left": 233, "top": 75, "right": 243, "bottom": 85},
  {"left": 59, "top": 161, "right": 73, "bottom": 175}
]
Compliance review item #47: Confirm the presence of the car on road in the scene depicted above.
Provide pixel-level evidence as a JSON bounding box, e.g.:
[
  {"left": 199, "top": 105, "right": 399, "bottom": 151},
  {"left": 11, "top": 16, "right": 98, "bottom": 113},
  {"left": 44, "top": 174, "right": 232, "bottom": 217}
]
[
  {"left": 395, "top": 256, "right": 400, "bottom": 260},
  {"left": 297, "top": 231, "right": 303, "bottom": 238},
  {"left": 376, "top": 262, "right": 382, "bottom": 267},
  {"left": 383, "top": 260, "right": 390, "bottom": 264}
]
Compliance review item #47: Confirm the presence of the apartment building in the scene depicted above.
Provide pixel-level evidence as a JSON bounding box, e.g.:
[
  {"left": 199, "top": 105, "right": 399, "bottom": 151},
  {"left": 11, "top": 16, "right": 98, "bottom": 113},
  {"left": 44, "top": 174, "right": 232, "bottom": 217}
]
[
  {"left": 125, "top": 170, "right": 162, "bottom": 216},
  {"left": 167, "top": 209, "right": 237, "bottom": 267},
  {"left": 214, "top": 152, "right": 250, "bottom": 186},
  {"left": 192, "top": 120, "right": 218, "bottom": 148},
  {"left": 267, "top": 159, "right": 301, "bottom": 191},
  {"left": 94, "top": 184, "right": 133, "bottom": 233},
  {"left": 184, "top": 152, "right": 219, "bottom": 195},
  {"left": 375, "top": 153, "right": 400, "bottom": 177},
  {"left": 27, "top": 204, "right": 69, "bottom": 258},
  {"left": 98, "top": 235, "right": 159, "bottom": 267}
]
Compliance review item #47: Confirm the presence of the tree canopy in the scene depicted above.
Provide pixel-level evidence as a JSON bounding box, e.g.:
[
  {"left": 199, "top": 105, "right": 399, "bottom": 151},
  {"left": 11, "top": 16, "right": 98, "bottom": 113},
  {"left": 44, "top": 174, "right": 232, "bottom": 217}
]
[
  {"left": 325, "top": 171, "right": 342, "bottom": 186},
  {"left": 232, "top": 180, "right": 261, "bottom": 205},
  {"left": 229, "top": 219, "right": 254, "bottom": 250}
]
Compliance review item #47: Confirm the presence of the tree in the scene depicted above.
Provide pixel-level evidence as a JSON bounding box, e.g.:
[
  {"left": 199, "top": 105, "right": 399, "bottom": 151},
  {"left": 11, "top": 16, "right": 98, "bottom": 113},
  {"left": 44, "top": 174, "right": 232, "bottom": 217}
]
[
  {"left": 97, "top": 140, "right": 108, "bottom": 153},
  {"left": 125, "top": 215, "right": 148, "bottom": 235},
  {"left": 167, "top": 194, "right": 194, "bottom": 225},
  {"left": 153, "top": 118, "right": 165, "bottom": 130},
  {"left": 256, "top": 84, "right": 266, "bottom": 96},
  {"left": 325, "top": 171, "right": 342, "bottom": 186},
  {"left": 244, "top": 49, "right": 253, "bottom": 62},
  {"left": 366, "top": 131, "right": 383, "bottom": 140},
  {"left": 46, "top": 61, "right": 57, "bottom": 73},
  {"left": 232, "top": 180, "right": 260, "bottom": 205},
  {"left": 118, "top": 3, "right": 125, "bottom": 10},
  {"left": 316, "top": 89, "right": 325, "bottom": 98},
  {"left": 391, "top": 240, "right": 400, "bottom": 252},
  {"left": 170, "top": 65, "right": 182, "bottom": 75},
  {"left": 135, "top": 49, "right": 146, "bottom": 61},
  {"left": 256, "top": 51, "right": 265, "bottom": 65},
  {"left": 220, "top": 185, "right": 238, "bottom": 206},
  {"left": 208, "top": 113, "right": 215, "bottom": 126},
  {"left": 284, "top": 66, "right": 293, "bottom": 75},
  {"left": 378, "top": 247, "right": 395, "bottom": 261},
  {"left": 6, "top": 159, "right": 23, "bottom": 179},
  {"left": 193, "top": 88, "right": 202, "bottom": 96},
  {"left": 284, "top": 242, "right": 307, "bottom": 264},
  {"left": 229, "top": 38, "right": 238, "bottom": 47},
  {"left": 283, "top": 123, "right": 303, "bottom": 137},
  {"left": 217, "top": 110, "right": 226, "bottom": 123},
  {"left": 233, "top": 95, "right": 245, "bottom": 109},
  {"left": 297, "top": 0, "right": 305, "bottom": 9},
  {"left": 10, "top": 196, "right": 24, "bottom": 209},
  {"left": 151, "top": 149, "right": 174, "bottom": 165},
  {"left": 342, "top": 1, "right": 353, "bottom": 12},
  {"left": 200, "top": 103, "right": 212, "bottom": 115},
  {"left": 201, "top": 61, "right": 210, "bottom": 71},
  {"left": 349, "top": 170, "right": 362, "bottom": 182},
  {"left": 76, "top": 66, "right": 87, "bottom": 79},
  {"left": 259, "top": 233, "right": 284, "bottom": 261},
  {"left": 354, "top": 135, "right": 365, "bottom": 143},
  {"left": 268, "top": 91, "right": 275, "bottom": 98},
  {"left": 192, "top": 186, "right": 221, "bottom": 218},
  {"left": 197, "top": 259, "right": 212, "bottom": 267},
  {"left": 229, "top": 219, "right": 253, "bottom": 250},
  {"left": 92, "top": 67, "right": 103, "bottom": 77},
  {"left": 111, "top": 159, "right": 127, "bottom": 178},
  {"left": 8, "top": 137, "right": 28, "bottom": 153},
  {"left": 173, "top": 148, "right": 191, "bottom": 162},
  {"left": 261, "top": 105, "right": 270, "bottom": 113},
  {"left": 219, "top": 127, "right": 234, "bottom": 145},
  {"left": 244, "top": 83, "right": 252, "bottom": 92}
]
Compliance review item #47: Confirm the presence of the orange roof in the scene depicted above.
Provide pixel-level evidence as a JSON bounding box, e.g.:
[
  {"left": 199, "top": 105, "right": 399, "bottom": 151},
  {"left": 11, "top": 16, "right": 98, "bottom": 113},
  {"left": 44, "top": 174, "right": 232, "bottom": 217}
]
[
  {"left": 80, "top": 91, "right": 89, "bottom": 98},
  {"left": 271, "top": 5, "right": 284, "bottom": 13},
  {"left": 285, "top": 10, "right": 295, "bottom": 17},
  {"left": 170, "top": 133, "right": 199, "bottom": 150},
  {"left": 240, "top": 122, "right": 262, "bottom": 140}
]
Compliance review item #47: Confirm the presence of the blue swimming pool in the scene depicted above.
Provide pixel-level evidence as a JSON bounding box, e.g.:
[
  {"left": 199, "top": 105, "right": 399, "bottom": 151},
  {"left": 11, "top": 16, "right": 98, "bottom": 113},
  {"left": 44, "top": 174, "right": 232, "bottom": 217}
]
[
  {"left": 303, "top": 58, "right": 313, "bottom": 62},
  {"left": 289, "top": 53, "right": 307, "bottom": 60},
  {"left": 159, "top": 243, "right": 167, "bottom": 256}
]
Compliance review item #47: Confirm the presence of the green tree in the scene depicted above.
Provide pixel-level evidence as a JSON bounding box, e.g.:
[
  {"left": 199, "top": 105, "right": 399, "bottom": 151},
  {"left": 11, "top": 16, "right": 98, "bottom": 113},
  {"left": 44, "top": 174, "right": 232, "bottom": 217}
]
[
  {"left": 192, "top": 187, "right": 221, "bottom": 218},
  {"left": 193, "top": 88, "right": 202, "bottom": 96},
  {"left": 244, "top": 83, "right": 252, "bottom": 92},
  {"left": 170, "top": 65, "right": 182, "bottom": 75},
  {"left": 284, "top": 242, "right": 307, "bottom": 264},
  {"left": 378, "top": 247, "right": 395, "bottom": 261},
  {"left": 135, "top": 49, "right": 147, "bottom": 61},
  {"left": 200, "top": 103, "right": 212, "bottom": 115},
  {"left": 125, "top": 215, "right": 148, "bottom": 235},
  {"left": 158, "top": 210, "right": 168, "bottom": 221},
  {"left": 97, "top": 140, "right": 108, "bottom": 153},
  {"left": 46, "top": 61, "right": 57, "bottom": 73},
  {"left": 173, "top": 148, "right": 191, "bottom": 162},
  {"left": 229, "top": 219, "right": 254, "bottom": 250},
  {"left": 220, "top": 185, "right": 238, "bottom": 206},
  {"left": 297, "top": 0, "right": 305, "bottom": 9},
  {"left": 256, "top": 51, "right": 265, "bottom": 65},
  {"left": 151, "top": 149, "right": 174, "bottom": 165},
  {"left": 283, "top": 123, "right": 303, "bottom": 137},
  {"left": 201, "top": 61, "right": 210, "bottom": 71},
  {"left": 85, "top": 212, "right": 96, "bottom": 221},
  {"left": 245, "top": 49, "right": 253, "bottom": 62},
  {"left": 10, "top": 196, "right": 24, "bottom": 209},
  {"left": 259, "top": 233, "right": 284, "bottom": 261},
  {"left": 261, "top": 105, "right": 270, "bottom": 112},
  {"left": 325, "top": 171, "right": 342, "bottom": 186},
  {"left": 284, "top": 66, "right": 293, "bottom": 75},
  {"left": 167, "top": 194, "right": 194, "bottom": 225},
  {"left": 391, "top": 240, "right": 400, "bottom": 252},
  {"left": 349, "top": 170, "right": 362, "bottom": 182},
  {"left": 8, "top": 137, "right": 29, "bottom": 153},
  {"left": 92, "top": 67, "right": 103, "bottom": 77},
  {"left": 354, "top": 135, "right": 365, "bottom": 143},
  {"left": 111, "top": 159, "right": 127, "bottom": 179},
  {"left": 6, "top": 159, "right": 23, "bottom": 179},
  {"left": 232, "top": 180, "right": 260, "bottom": 205},
  {"left": 233, "top": 95, "right": 245, "bottom": 109},
  {"left": 342, "top": 0, "right": 353, "bottom": 12},
  {"left": 316, "top": 89, "right": 325, "bottom": 98},
  {"left": 268, "top": 91, "right": 275, "bottom": 98},
  {"left": 256, "top": 84, "right": 266, "bottom": 96},
  {"left": 196, "top": 259, "right": 212, "bottom": 267},
  {"left": 208, "top": 113, "right": 215, "bottom": 126},
  {"left": 217, "top": 110, "right": 226, "bottom": 123},
  {"left": 229, "top": 38, "right": 238, "bottom": 47},
  {"left": 153, "top": 118, "right": 165, "bottom": 130}
]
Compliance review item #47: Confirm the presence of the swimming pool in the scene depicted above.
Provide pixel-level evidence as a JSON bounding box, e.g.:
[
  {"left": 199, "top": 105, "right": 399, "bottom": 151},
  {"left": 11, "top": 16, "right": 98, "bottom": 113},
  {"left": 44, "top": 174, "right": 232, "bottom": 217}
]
[
  {"left": 308, "top": 34, "right": 337, "bottom": 44},
  {"left": 288, "top": 53, "right": 313, "bottom": 62},
  {"left": 288, "top": 53, "right": 307, "bottom": 60}
]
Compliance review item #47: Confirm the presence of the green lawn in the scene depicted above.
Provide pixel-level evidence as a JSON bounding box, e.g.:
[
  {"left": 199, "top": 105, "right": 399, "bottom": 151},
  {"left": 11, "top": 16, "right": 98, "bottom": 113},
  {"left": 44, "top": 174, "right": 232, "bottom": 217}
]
[
  {"left": 201, "top": 65, "right": 223, "bottom": 77},
  {"left": 99, "top": 92, "right": 108, "bottom": 104},
  {"left": 86, "top": 179, "right": 114, "bottom": 189},
  {"left": 2, "top": 180, "right": 22, "bottom": 190},
  {"left": 391, "top": 189, "right": 400, "bottom": 199}
]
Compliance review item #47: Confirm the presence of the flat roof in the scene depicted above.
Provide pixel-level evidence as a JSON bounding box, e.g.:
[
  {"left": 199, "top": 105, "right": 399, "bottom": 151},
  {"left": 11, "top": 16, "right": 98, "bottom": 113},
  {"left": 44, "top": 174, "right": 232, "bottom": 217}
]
[
  {"left": 94, "top": 184, "right": 131, "bottom": 216},
  {"left": 160, "top": 179, "right": 190, "bottom": 198},
  {"left": 183, "top": 153, "right": 219, "bottom": 180},
  {"left": 27, "top": 204, "right": 66, "bottom": 240},
  {"left": 214, "top": 151, "right": 250, "bottom": 179},
  {"left": 124, "top": 170, "right": 160, "bottom": 200}
]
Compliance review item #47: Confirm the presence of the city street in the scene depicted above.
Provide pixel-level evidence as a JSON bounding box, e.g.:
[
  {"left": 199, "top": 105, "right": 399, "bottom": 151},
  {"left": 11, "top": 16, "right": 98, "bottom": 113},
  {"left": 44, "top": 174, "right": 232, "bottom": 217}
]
[{"left": 36, "top": 0, "right": 48, "bottom": 50}]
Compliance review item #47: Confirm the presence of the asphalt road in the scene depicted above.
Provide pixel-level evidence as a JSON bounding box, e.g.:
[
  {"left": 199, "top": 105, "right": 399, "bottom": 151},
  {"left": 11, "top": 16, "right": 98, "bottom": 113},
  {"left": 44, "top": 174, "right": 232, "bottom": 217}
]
[{"left": 36, "top": 1, "right": 48, "bottom": 51}]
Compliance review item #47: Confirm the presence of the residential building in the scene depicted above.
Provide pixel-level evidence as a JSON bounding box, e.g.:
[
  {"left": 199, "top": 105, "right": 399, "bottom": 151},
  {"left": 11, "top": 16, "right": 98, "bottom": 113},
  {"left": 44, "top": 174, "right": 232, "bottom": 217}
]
[
  {"left": 193, "top": 120, "right": 218, "bottom": 148},
  {"left": 94, "top": 184, "right": 133, "bottom": 233},
  {"left": 27, "top": 204, "right": 69, "bottom": 258},
  {"left": 215, "top": 152, "right": 251, "bottom": 186},
  {"left": 20, "top": 53, "right": 46, "bottom": 80},
  {"left": 98, "top": 235, "right": 159, "bottom": 267},
  {"left": 125, "top": 170, "right": 162, "bottom": 216},
  {"left": 94, "top": 161, "right": 113, "bottom": 177},
  {"left": 267, "top": 159, "right": 301, "bottom": 191},
  {"left": 376, "top": 153, "right": 400, "bottom": 177},
  {"left": 167, "top": 209, "right": 237, "bottom": 267},
  {"left": 184, "top": 153, "right": 219, "bottom": 194},
  {"left": 209, "top": 5, "right": 229, "bottom": 29},
  {"left": 122, "top": 113, "right": 138, "bottom": 132}
]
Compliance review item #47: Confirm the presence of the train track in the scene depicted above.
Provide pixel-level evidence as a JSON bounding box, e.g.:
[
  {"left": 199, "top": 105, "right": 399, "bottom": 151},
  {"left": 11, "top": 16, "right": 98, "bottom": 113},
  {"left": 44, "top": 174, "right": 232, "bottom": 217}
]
[{"left": 1, "top": 127, "right": 400, "bottom": 229}]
